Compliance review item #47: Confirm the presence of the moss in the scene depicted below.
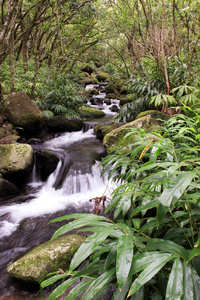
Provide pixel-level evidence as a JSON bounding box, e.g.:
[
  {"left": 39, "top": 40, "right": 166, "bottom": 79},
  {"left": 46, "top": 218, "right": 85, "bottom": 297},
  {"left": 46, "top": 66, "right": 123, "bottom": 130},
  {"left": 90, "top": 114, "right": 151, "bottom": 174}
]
[
  {"left": 120, "top": 94, "right": 137, "bottom": 106},
  {"left": 103, "top": 114, "right": 162, "bottom": 154},
  {"left": 94, "top": 124, "right": 117, "bottom": 140},
  {"left": 136, "top": 110, "right": 169, "bottom": 122},
  {"left": 79, "top": 106, "right": 106, "bottom": 118},
  {"left": 7, "top": 234, "right": 85, "bottom": 283},
  {"left": 97, "top": 71, "right": 110, "bottom": 82}
]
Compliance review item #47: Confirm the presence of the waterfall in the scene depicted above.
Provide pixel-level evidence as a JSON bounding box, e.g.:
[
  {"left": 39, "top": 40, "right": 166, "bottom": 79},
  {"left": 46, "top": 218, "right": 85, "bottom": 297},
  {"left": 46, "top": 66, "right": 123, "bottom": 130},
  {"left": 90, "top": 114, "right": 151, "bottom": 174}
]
[{"left": 0, "top": 129, "right": 116, "bottom": 238}]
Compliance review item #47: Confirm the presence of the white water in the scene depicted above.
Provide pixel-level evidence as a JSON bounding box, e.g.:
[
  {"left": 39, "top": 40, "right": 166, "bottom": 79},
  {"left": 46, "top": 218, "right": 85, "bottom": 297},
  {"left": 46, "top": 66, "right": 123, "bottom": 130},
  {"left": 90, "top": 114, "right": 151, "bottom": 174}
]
[{"left": 0, "top": 130, "right": 116, "bottom": 238}]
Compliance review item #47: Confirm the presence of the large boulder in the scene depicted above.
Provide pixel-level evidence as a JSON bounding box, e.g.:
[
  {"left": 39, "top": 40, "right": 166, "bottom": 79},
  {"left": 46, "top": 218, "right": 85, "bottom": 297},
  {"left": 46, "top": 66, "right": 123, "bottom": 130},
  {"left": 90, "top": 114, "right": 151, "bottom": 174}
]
[
  {"left": 0, "top": 176, "right": 18, "bottom": 199},
  {"left": 103, "top": 114, "right": 162, "bottom": 154},
  {"left": 96, "top": 71, "right": 110, "bottom": 82},
  {"left": 7, "top": 234, "right": 85, "bottom": 284},
  {"left": 35, "top": 150, "right": 59, "bottom": 181},
  {"left": 79, "top": 106, "right": 106, "bottom": 119},
  {"left": 3, "top": 91, "right": 44, "bottom": 134},
  {"left": 0, "top": 143, "right": 34, "bottom": 185},
  {"left": 46, "top": 116, "right": 83, "bottom": 133}
]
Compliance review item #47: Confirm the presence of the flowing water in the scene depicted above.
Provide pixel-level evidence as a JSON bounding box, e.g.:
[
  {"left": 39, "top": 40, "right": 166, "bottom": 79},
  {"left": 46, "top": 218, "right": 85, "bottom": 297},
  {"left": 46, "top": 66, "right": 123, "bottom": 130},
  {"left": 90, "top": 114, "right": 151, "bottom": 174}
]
[{"left": 0, "top": 85, "right": 120, "bottom": 299}]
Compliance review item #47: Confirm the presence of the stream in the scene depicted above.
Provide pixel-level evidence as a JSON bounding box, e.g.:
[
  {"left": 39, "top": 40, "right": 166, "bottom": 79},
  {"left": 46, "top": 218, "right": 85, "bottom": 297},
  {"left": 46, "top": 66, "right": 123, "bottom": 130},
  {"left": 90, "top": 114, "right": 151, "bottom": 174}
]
[{"left": 0, "top": 84, "right": 120, "bottom": 299}]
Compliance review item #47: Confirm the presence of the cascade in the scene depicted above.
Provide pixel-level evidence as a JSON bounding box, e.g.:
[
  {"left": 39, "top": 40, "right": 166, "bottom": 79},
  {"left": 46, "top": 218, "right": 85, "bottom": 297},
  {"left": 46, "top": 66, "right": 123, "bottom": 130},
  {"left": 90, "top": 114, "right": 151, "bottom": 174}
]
[{"left": 0, "top": 83, "right": 120, "bottom": 299}]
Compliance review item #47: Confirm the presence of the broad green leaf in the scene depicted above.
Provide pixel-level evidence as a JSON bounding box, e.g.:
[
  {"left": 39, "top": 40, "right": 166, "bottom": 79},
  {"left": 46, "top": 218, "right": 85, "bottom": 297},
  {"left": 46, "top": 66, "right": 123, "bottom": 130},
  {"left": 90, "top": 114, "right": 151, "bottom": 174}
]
[
  {"left": 130, "top": 252, "right": 170, "bottom": 275},
  {"left": 147, "top": 238, "right": 189, "bottom": 260},
  {"left": 104, "top": 244, "right": 117, "bottom": 271},
  {"left": 81, "top": 268, "right": 115, "bottom": 300},
  {"left": 51, "top": 218, "right": 112, "bottom": 240},
  {"left": 191, "top": 266, "right": 200, "bottom": 299},
  {"left": 48, "top": 277, "right": 78, "bottom": 300},
  {"left": 69, "top": 226, "right": 114, "bottom": 271},
  {"left": 157, "top": 171, "right": 195, "bottom": 224},
  {"left": 188, "top": 247, "right": 200, "bottom": 261},
  {"left": 128, "top": 254, "right": 175, "bottom": 296},
  {"left": 113, "top": 277, "right": 133, "bottom": 300},
  {"left": 129, "top": 285, "right": 145, "bottom": 299},
  {"left": 182, "top": 261, "right": 195, "bottom": 300},
  {"left": 116, "top": 235, "right": 134, "bottom": 288},
  {"left": 166, "top": 258, "right": 183, "bottom": 300},
  {"left": 50, "top": 213, "right": 108, "bottom": 223},
  {"left": 65, "top": 279, "right": 93, "bottom": 300},
  {"left": 41, "top": 273, "right": 67, "bottom": 288}
]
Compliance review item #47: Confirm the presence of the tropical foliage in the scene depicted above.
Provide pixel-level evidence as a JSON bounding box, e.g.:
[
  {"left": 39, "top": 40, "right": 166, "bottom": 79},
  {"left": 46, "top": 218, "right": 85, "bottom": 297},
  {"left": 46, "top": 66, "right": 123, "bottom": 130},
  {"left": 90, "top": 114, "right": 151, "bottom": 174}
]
[{"left": 41, "top": 106, "right": 200, "bottom": 299}]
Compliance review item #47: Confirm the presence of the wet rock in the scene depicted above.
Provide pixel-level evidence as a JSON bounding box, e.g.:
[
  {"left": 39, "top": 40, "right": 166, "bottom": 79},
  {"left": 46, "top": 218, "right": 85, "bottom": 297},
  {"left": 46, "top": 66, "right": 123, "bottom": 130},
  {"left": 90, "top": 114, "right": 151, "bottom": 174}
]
[
  {"left": 35, "top": 150, "right": 59, "bottom": 181},
  {"left": 7, "top": 234, "right": 85, "bottom": 284},
  {"left": 3, "top": 91, "right": 44, "bottom": 134},
  {"left": 94, "top": 124, "right": 118, "bottom": 140},
  {"left": 0, "top": 143, "right": 34, "bottom": 186},
  {"left": 90, "top": 98, "right": 103, "bottom": 106},
  {"left": 81, "top": 65, "right": 95, "bottom": 75},
  {"left": 79, "top": 106, "right": 106, "bottom": 119},
  {"left": 105, "top": 83, "right": 117, "bottom": 95},
  {"left": 109, "top": 105, "right": 119, "bottom": 112},
  {"left": 0, "top": 177, "right": 18, "bottom": 199},
  {"left": 46, "top": 116, "right": 83, "bottom": 133},
  {"left": 96, "top": 71, "right": 110, "bottom": 82},
  {"left": 103, "top": 114, "right": 162, "bottom": 154}
]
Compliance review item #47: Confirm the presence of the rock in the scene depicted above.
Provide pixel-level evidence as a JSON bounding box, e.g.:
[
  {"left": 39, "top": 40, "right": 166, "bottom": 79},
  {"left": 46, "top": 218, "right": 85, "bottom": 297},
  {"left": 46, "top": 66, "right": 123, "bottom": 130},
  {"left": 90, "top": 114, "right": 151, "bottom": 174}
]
[
  {"left": 7, "top": 234, "right": 85, "bottom": 284},
  {"left": 104, "top": 99, "right": 111, "bottom": 105},
  {"left": 46, "top": 116, "right": 83, "bottom": 133},
  {"left": 90, "top": 98, "right": 103, "bottom": 106},
  {"left": 136, "top": 110, "right": 169, "bottom": 122},
  {"left": 103, "top": 114, "right": 161, "bottom": 154},
  {"left": 3, "top": 91, "right": 44, "bottom": 134},
  {"left": 81, "top": 65, "right": 95, "bottom": 74},
  {"left": 35, "top": 150, "right": 59, "bottom": 181},
  {"left": 0, "top": 177, "right": 18, "bottom": 199},
  {"left": 105, "top": 83, "right": 117, "bottom": 95},
  {"left": 94, "top": 124, "right": 118, "bottom": 140},
  {"left": 81, "top": 77, "right": 94, "bottom": 85},
  {"left": 96, "top": 72, "right": 110, "bottom": 82},
  {"left": 79, "top": 106, "right": 106, "bottom": 119},
  {"left": 86, "top": 88, "right": 99, "bottom": 96},
  {"left": 119, "top": 94, "right": 136, "bottom": 106},
  {"left": 0, "top": 143, "right": 34, "bottom": 186},
  {"left": 109, "top": 105, "right": 119, "bottom": 112}
]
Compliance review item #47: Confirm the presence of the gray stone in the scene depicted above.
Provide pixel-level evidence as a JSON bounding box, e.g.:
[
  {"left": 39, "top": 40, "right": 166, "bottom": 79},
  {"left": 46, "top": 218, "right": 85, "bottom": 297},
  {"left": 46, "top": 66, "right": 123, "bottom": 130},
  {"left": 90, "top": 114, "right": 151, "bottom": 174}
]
[
  {"left": 0, "top": 143, "right": 34, "bottom": 185},
  {"left": 7, "top": 234, "right": 85, "bottom": 284},
  {"left": 3, "top": 91, "right": 44, "bottom": 134}
]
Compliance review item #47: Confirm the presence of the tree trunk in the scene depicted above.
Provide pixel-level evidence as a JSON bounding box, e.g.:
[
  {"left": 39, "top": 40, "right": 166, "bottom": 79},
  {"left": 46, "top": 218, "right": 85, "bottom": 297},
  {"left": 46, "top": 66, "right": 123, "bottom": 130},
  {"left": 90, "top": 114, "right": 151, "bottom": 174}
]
[{"left": 161, "top": 0, "right": 170, "bottom": 95}]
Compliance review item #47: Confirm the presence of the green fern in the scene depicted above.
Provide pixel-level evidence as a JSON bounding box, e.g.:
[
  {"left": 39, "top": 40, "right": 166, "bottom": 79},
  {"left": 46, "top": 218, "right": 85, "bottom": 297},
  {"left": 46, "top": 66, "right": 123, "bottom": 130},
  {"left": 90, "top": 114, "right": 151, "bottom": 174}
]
[
  {"left": 149, "top": 94, "right": 177, "bottom": 108},
  {"left": 42, "top": 110, "right": 54, "bottom": 120}
]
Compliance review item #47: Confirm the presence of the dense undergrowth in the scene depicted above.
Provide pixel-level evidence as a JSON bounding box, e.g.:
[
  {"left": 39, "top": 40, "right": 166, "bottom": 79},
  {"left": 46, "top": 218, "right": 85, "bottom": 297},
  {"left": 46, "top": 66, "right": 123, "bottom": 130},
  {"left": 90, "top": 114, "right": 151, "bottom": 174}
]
[{"left": 41, "top": 106, "right": 200, "bottom": 299}]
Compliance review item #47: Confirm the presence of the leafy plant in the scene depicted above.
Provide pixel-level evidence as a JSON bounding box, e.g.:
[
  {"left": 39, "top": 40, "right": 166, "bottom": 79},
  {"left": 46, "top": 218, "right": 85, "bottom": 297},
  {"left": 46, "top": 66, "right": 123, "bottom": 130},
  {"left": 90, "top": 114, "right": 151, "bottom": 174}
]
[
  {"left": 171, "top": 84, "right": 200, "bottom": 105},
  {"left": 149, "top": 94, "right": 177, "bottom": 112},
  {"left": 41, "top": 107, "right": 200, "bottom": 299}
]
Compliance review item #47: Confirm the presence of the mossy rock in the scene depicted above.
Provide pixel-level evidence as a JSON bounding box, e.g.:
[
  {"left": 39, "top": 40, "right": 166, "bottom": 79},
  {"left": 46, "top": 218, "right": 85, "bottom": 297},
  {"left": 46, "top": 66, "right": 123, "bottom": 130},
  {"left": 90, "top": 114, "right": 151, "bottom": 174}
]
[
  {"left": 97, "top": 71, "right": 110, "bottom": 82},
  {"left": 0, "top": 143, "right": 33, "bottom": 185},
  {"left": 81, "top": 65, "right": 95, "bottom": 74},
  {"left": 46, "top": 116, "right": 83, "bottom": 133},
  {"left": 105, "top": 83, "right": 117, "bottom": 95},
  {"left": 79, "top": 106, "right": 106, "bottom": 118},
  {"left": 81, "top": 77, "right": 94, "bottom": 85},
  {"left": 94, "top": 124, "right": 118, "bottom": 140},
  {"left": 106, "top": 93, "right": 119, "bottom": 99},
  {"left": 136, "top": 110, "right": 169, "bottom": 123},
  {"left": 3, "top": 91, "right": 44, "bottom": 134},
  {"left": 7, "top": 234, "right": 85, "bottom": 284},
  {"left": 103, "top": 114, "right": 161, "bottom": 154},
  {"left": 86, "top": 88, "right": 99, "bottom": 96},
  {"left": 120, "top": 94, "right": 137, "bottom": 106}
]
